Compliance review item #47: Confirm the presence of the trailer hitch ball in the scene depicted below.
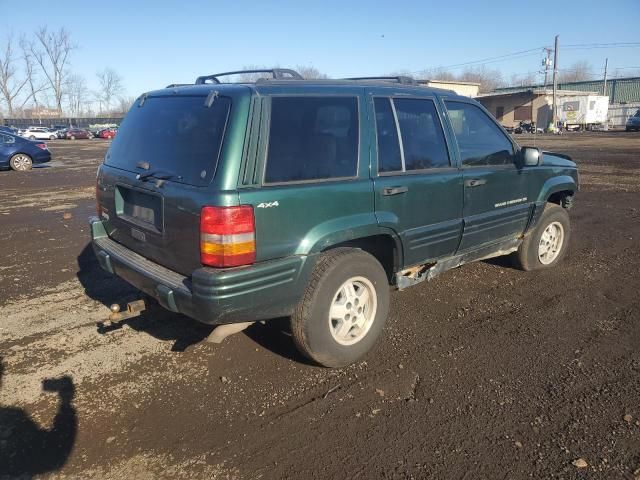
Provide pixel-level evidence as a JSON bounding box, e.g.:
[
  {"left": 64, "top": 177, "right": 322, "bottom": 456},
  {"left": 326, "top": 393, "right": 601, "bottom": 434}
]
[{"left": 110, "top": 304, "right": 121, "bottom": 313}]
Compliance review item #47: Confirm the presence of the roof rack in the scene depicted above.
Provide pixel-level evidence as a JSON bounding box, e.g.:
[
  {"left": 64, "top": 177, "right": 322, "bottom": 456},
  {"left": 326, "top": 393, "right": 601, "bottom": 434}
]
[
  {"left": 344, "top": 76, "right": 418, "bottom": 85},
  {"left": 165, "top": 83, "right": 191, "bottom": 88},
  {"left": 195, "top": 68, "right": 304, "bottom": 85}
]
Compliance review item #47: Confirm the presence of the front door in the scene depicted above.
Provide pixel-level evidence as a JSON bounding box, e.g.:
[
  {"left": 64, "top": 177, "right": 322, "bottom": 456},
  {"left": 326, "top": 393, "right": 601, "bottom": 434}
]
[
  {"left": 371, "top": 96, "right": 463, "bottom": 267},
  {"left": 443, "top": 100, "right": 531, "bottom": 252}
]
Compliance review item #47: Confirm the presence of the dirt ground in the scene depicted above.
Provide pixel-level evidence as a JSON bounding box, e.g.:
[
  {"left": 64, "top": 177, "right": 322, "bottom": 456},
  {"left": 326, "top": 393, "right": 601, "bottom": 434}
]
[{"left": 0, "top": 133, "right": 639, "bottom": 480}]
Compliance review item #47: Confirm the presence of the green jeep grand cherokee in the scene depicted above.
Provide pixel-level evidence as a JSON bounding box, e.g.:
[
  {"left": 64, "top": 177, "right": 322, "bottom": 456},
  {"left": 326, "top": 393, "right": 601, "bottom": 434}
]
[{"left": 91, "top": 69, "right": 578, "bottom": 367}]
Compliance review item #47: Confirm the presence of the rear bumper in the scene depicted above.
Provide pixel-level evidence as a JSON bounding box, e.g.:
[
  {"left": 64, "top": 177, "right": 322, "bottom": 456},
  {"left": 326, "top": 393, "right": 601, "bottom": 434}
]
[
  {"left": 89, "top": 217, "right": 315, "bottom": 325},
  {"left": 33, "top": 151, "right": 51, "bottom": 164}
]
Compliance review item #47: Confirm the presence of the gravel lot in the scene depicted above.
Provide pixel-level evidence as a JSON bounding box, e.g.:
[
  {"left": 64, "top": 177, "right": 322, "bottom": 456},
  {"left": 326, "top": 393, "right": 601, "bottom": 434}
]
[{"left": 0, "top": 133, "right": 639, "bottom": 479}]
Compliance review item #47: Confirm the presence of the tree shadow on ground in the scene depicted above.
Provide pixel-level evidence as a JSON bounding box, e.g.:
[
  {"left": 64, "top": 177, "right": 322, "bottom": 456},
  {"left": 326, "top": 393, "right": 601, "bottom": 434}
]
[{"left": 0, "top": 357, "right": 77, "bottom": 479}]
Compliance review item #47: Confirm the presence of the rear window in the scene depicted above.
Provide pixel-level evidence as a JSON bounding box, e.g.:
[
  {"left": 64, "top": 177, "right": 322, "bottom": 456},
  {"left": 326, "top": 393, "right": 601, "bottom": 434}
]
[
  {"left": 265, "top": 96, "right": 358, "bottom": 183},
  {"left": 105, "top": 95, "right": 231, "bottom": 186}
]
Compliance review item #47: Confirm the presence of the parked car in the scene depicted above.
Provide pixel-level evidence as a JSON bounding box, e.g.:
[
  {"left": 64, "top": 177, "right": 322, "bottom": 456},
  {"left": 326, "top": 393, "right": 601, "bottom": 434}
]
[
  {"left": 56, "top": 128, "right": 70, "bottom": 139},
  {"left": 20, "top": 127, "right": 57, "bottom": 141},
  {"left": 91, "top": 68, "right": 579, "bottom": 368},
  {"left": 626, "top": 109, "right": 640, "bottom": 131},
  {"left": 0, "top": 132, "right": 51, "bottom": 171},
  {"left": 0, "top": 126, "right": 18, "bottom": 135},
  {"left": 63, "top": 128, "right": 91, "bottom": 140},
  {"left": 97, "top": 128, "right": 117, "bottom": 139}
]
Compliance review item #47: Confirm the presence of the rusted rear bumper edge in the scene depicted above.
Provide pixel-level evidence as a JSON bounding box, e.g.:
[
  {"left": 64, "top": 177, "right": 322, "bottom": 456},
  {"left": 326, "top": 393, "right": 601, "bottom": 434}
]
[{"left": 89, "top": 217, "right": 315, "bottom": 325}]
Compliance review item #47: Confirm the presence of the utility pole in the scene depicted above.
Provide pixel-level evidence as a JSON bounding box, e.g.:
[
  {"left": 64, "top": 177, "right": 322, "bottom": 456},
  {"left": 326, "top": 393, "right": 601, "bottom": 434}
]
[
  {"left": 603, "top": 58, "right": 608, "bottom": 96},
  {"left": 543, "top": 48, "right": 552, "bottom": 89},
  {"left": 552, "top": 35, "right": 559, "bottom": 129}
]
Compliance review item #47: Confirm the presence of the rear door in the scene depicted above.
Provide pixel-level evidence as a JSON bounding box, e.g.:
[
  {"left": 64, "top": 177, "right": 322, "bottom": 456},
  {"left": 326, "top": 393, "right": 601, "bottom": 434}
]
[
  {"left": 237, "top": 92, "right": 373, "bottom": 262},
  {"left": 97, "top": 93, "right": 234, "bottom": 275},
  {"left": 372, "top": 96, "right": 463, "bottom": 267},
  {"left": 443, "top": 99, "right": 531, "bottom": 251}
]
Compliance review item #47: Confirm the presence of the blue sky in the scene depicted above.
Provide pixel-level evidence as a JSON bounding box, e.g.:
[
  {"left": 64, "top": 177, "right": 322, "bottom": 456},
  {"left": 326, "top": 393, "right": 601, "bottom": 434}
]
[{"left": 2, "top": 0, "right": 639, "bottom": 98}]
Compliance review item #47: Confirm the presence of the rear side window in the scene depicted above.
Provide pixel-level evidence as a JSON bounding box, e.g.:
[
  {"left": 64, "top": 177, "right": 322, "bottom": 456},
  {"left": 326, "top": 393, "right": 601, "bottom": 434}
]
[
  {"left": 445, "top": 101, "right": 514, "bottom": 166},
  {"left": 105, "top": 95, "right": 231, "bottom": 186},
  {"left": 394, "top": 98, "right": 450, "bottom": 170},
  {"left": 265, "top": 97, "right": 358, "bottom": 183},
  {"left": 374, "top": 97, "right": 449, "bottom": 173},
  {"left": 374, "top": 98, "right": 403, "bottom": 172}
]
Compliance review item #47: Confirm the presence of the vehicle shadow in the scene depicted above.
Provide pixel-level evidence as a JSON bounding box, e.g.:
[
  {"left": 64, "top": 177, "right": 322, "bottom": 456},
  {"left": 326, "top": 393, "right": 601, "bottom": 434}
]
[
  {"left": 0, "top": 357, "right": 77, "bottom": 479},
  {"left": 483, "top": 254, "right": 519, "bottom": 270},
  {"left": 244, "top": 318, "right": 316, "bottom": 366},
  {"left": 76, "top": 243, "right": 314, "bottom": 364},
  {"left": 76, "top": 243, "right": 213, "bottom": 352}
]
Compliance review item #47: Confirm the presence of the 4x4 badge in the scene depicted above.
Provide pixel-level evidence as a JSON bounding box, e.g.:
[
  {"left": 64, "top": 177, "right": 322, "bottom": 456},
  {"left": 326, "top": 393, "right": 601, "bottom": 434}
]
[{"left": 257, "top": 201, "right": 279, "bottom": 209}]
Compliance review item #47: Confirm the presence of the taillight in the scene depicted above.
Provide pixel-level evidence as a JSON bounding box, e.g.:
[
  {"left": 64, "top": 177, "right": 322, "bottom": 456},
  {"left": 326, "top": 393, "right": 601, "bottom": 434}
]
[
  {"left": 35, "top": 143, "right": 47, "bottom": 150},
  {"left": 200, "top": 206, "right": 256, "bottom": 267}
]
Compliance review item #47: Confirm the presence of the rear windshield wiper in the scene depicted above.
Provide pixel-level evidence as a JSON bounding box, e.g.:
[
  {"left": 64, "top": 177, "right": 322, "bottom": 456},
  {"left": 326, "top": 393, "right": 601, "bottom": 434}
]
[{"left": 136, "top": 170, "right": 183, "bottom": 182}]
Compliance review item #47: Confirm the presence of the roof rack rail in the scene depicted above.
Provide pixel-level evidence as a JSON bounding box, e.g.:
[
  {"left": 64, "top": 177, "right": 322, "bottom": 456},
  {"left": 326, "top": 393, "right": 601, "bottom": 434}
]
[
  {"left": 195, "top": 68, "right": 304, "bottom": 85},
  {"left": 165, "top": 83, "right": 191, "bottom": 88},
  {"left": 344, "top": 76, "right": 418, "bottom": 85}
]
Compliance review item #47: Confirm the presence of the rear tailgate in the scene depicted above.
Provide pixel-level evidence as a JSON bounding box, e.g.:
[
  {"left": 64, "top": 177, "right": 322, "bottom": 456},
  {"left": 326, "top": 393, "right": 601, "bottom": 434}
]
[{"left": 96, "top": 93, "right": 233, "bottom": 276}]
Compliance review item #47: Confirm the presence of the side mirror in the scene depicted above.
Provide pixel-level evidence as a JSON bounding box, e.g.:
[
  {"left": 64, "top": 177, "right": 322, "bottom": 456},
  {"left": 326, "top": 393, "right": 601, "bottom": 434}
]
[{"left": 521, "top": 146, "right": 543, "bottom": 166}]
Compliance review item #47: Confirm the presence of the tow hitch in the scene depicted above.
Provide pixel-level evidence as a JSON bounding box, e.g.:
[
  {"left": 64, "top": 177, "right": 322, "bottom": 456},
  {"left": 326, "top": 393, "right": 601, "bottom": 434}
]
[{"left": 104, "top": 300, "right": 146, "bottom": 326}]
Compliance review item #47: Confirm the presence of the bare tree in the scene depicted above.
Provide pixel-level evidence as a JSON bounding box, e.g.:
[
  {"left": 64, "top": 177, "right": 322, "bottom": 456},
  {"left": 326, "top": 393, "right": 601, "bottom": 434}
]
[
  {"left": 17, "top": 37, "right": 47, "bottom": 116},
  {"left": 296, "top": 65, "right": 329, "bottom": 79},
  {"left": 418, "top": 68, "right": 457, "bottom": 81},
  {"left": 0, "top": 34, "right": 29, "bottom": 117},
  {"left": 28, "top": 27, "right": 76, "bottom": 116},
  {"left": 558, "top": 60, "right": 593, "bottom": 83},
  {"left": 509, "top": 72, "right": 538, "bottom": 87},
  {"left": 458, "top": 66, "right": 504, "bottom": 93},
  {"left": 96, "top": 67, "right": 124, "bottom": 113},
  {"left": 116, "top": 96, "right": 135, "bottom": 115},
  {"left": 66, "top": 74, "right": 88, "bottom": 117}
]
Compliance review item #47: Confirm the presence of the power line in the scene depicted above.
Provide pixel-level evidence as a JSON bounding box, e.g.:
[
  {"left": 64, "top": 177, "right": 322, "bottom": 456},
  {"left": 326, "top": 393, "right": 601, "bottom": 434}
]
[
  {"left": 413, "top": 47, "right": 546, "bottom": 73},
  {"left": 563, "top": 42, "right": 640, "bottom": 47}
]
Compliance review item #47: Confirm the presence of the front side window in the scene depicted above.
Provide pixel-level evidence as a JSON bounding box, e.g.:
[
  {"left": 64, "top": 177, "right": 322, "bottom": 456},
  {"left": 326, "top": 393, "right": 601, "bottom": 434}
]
[
  {"left": 445, "top": 101, "right": 514, "bottom": 167},
  {"left": 265, "top": 96, "right": 358, "bottom": 183}
]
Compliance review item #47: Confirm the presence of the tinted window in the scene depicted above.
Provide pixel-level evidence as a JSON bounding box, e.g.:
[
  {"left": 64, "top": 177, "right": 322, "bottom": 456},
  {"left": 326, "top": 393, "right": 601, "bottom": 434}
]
[
  {"left": 445, "top": 101, "right": 514, "bottom": 166},
  {"left": 374, "top": 98, "right": 402, "bottom": 172},
  {"left": 394, "top": 98, "right": 449, "bottom": 170},
  {"left": 265, "top": 97, "right": 358, "bottom": 183},
  {"left": 105, "top": 95, "right": 231, "bottom": 186},
  {"left": 1, "top": 134, "right": 15, "bottom": 144}
]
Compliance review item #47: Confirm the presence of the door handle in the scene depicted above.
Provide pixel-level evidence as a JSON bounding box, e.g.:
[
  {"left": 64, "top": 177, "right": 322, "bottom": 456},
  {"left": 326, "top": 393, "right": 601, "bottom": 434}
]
[
  {"left": 383, "top": 186, "right": 408, "bottom": 196},
  {"left": 464, "top": 178, "right": 487, "bottom": 187}
]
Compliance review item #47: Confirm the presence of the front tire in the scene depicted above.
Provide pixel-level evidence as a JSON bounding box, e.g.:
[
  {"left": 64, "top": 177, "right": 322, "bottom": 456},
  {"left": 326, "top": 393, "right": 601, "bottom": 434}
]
[
  {"left": 9, "top": 153, "right": 33, "bottom": 171},
  {"left": 291, "top": 248, "right": 390, "bottom": 367},
  {"left": 513, "top": 203, "right": 571, "bottom": 271}
]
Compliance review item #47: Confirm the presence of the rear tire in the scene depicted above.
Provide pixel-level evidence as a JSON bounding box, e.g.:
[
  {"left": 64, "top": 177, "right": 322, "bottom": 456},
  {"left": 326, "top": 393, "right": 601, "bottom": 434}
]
[
  {"left": 513, "top": 203, "right": 570, "bottom": 271},
  {"left": 291, "top": 248, "right": 390, "bottom": 368},
  {"left": 9, "top": 153, "right": 33, "bottom": 171}
]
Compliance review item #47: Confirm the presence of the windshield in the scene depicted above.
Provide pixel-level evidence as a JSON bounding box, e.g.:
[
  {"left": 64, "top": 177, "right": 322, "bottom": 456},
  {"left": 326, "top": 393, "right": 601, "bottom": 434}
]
[{"left": 105, "top": 95, "right": 231, "bottom": 186}]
